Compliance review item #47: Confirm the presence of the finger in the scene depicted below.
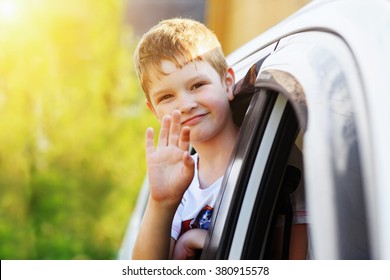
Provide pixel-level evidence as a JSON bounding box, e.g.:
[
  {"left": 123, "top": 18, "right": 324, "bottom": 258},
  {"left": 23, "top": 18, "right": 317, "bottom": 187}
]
[
  {"left": 178, "top": 126, "right": 190, "bottom": 151},
  {"left": 145, "top": 127, "right": 155, "bottom": 155},
  {"left": 182, "top": 151, "right": 195, "bottom": 169},
  {"left": 158, "top": 115, "right": 170, "bottom": 148},
  {"left": 168, "top": 110, "right": 181, "bottom": 146}
]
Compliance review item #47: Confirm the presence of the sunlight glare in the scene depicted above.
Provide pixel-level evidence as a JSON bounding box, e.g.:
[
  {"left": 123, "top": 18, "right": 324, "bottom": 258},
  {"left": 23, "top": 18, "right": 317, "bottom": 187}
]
[{"left": 0, "top": 0, "right": 23, "bottom": 24}]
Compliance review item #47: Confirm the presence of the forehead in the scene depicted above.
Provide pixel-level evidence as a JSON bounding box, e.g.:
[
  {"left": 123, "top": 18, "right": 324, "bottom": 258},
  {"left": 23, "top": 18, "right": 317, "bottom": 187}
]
[{"left": 160, "top": 60, "right": 182, "bottom": 75}]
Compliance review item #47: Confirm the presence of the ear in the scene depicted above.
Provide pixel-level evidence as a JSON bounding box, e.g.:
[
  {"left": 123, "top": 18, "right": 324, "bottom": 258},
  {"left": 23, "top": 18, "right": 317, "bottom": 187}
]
[{"left": 225, "top": 67, "right": 235, "bottom": 101}]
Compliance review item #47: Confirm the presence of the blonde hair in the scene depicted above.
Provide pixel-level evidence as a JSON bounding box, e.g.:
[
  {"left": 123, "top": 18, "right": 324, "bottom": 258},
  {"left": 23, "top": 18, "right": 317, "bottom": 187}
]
[{"left": 134, "top": 18, "right": 228, "bottom": 100}]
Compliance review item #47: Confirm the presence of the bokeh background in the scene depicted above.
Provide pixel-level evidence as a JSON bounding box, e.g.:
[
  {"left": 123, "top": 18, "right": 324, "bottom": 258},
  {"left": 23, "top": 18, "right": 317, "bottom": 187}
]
[{"left": 0, "top": 0, "right": 309, "bottom": 259}]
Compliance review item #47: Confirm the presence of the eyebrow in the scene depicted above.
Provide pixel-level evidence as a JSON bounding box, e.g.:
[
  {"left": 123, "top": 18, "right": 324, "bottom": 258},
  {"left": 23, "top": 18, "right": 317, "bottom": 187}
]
[
  {"left": 152, "top": 73, "right": 209, "bottom": 93},
  {"left": 150, "top": 67, "right": 213, "bottom": 102},
  {"left": 186, "top": 74, "right": 210, "bottom": 85},
  {"left": 150, "top": 88, "right": 172, "bottom": 102}
]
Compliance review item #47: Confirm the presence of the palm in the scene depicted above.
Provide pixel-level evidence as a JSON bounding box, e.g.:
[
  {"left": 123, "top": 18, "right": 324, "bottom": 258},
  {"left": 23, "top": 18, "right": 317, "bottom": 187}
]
[
  {"left": 147, "top": 145, "right": 193, "bottom": 203},
  {"left": 145, "top": 111, "right": 194, "bottom": 206}
]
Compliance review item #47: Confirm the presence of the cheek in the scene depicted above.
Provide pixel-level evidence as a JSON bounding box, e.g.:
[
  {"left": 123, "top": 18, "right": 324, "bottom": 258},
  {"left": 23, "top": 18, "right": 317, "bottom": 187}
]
[
  {"left": 200, "top": 88, "right": 225, "bottom": 104},
  {"left": 204, "top": 94, "right": 230, "bottom": 112},
  {"left": 154, "top": 104, "right": 176, "bottom": 120}
]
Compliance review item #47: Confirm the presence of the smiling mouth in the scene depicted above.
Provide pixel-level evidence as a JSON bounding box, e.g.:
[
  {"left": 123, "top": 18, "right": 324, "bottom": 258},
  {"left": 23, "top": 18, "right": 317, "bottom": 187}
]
[{"left": 181, "top": 113, "right": 208, "bottom": 126}]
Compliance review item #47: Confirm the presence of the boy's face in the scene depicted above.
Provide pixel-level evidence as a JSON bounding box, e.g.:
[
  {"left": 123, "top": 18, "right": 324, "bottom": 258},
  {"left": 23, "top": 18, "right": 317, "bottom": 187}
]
[{"left": 146, "top": 60, "right": 235, "bottom": 144}]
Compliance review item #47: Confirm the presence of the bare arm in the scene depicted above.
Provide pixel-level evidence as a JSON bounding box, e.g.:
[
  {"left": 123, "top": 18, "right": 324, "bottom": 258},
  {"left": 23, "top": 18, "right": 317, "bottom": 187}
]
[
  {"left": 132, "top": 199, "right": 177, "bottom": 259},
  {"left": 132, "top": 111, "right": 194, "bottom": 259}
]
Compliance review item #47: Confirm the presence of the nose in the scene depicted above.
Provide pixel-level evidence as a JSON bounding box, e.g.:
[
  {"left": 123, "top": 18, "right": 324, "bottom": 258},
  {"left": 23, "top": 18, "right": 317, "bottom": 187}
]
[{"left": 177, "top": 92, "right": 198, "bottom": 113}]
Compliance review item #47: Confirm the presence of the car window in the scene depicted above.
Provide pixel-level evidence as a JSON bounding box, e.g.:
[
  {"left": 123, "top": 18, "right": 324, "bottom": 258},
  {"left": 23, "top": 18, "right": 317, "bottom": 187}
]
[
  {"left": 202, "top": 69, "right": 280, "bottom": 260},
  {"left": 231, "top": 92, "right": 299, "bottom": 260}
]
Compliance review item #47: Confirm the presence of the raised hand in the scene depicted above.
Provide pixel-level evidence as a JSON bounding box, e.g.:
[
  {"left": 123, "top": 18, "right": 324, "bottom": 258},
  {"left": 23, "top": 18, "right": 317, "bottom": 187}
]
[{"left": 145, "top": 110, "right": 195, "bottom": 208}]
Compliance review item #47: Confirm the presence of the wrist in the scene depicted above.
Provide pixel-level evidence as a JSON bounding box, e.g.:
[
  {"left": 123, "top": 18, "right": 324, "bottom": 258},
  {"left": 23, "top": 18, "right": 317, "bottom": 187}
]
[
  {"left": 149, "top": 187, "right": 184, "bottom": 209},
  {"left": 148, "top": 195, "right": 180, "bottom": 215}
]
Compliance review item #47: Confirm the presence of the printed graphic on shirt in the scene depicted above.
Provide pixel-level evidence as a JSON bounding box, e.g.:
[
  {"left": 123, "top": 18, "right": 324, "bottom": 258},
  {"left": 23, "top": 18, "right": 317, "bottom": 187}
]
[{"left": 181, "top": 205, "right": 213, "bottom": 236}]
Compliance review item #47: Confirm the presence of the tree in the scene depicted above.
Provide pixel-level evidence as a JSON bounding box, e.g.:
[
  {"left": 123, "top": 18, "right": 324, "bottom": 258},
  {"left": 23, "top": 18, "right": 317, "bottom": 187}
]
[{"left": 0, "top": 0, "right": 155, "bottom": 259}]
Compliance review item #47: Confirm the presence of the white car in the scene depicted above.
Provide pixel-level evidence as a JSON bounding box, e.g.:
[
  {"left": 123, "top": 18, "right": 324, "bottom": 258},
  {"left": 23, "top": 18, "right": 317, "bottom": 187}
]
[{"left": 119, "top": 0, "right": 390, "bottom": 260}]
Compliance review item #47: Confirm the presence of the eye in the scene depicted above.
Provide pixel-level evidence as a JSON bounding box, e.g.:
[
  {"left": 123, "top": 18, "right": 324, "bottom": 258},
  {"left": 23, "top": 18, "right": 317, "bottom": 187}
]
[
  {"left": 190, "top": 82, "right": 206, "bottom": 91},
  {"left": 157, "top": 94, "right": 173, "bottom": 103}
]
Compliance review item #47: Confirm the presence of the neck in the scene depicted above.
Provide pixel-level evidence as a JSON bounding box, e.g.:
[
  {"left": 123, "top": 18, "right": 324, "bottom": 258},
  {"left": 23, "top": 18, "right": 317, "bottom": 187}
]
[{"left": 192, "top": 124, "right": 239, "bottom": 189}]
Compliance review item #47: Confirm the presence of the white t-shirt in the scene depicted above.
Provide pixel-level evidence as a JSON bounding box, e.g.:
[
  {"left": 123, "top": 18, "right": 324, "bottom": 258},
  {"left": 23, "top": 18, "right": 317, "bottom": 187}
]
[
  {"left": 171, "top": 148, "right": 308, "bottom": 240},
  {"left": 171, "top": 154, "right": 222, "bottom": 241}
]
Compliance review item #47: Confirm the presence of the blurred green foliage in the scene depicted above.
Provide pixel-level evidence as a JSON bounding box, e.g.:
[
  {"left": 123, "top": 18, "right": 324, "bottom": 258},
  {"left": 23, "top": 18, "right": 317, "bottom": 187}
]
[{"left": 0, "top": 0, "right": 157, "bottom": 259}]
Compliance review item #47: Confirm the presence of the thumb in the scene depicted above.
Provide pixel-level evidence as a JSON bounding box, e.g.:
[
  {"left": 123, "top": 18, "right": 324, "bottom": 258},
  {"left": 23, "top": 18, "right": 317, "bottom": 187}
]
[{"left": 182, "top": 151, "right": 194, "bottom": 169}]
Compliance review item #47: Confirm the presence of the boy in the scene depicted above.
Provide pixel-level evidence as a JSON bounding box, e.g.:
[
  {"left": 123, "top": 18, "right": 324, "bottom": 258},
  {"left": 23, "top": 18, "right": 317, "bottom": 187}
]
[
  {"left": 132, "top": 18, "right": 237, "bottom": 260},
  {"left": 132, "top": 18, "right": 307, "bottom": 260}
]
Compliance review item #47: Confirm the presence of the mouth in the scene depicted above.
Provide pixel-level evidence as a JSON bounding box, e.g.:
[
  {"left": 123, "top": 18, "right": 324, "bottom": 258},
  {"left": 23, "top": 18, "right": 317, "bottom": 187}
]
[{"left": 181, "top": 113, "right": 208, "bottom": 126}]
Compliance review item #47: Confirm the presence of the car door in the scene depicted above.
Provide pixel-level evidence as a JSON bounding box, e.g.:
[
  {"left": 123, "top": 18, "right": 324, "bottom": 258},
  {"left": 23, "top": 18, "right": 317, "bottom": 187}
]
[
  {"left": 202, "top": 30, "right": 374, "bottom": 260},
  {"left": 265, "top": 31, "right": 370, "bottom": 260}
]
